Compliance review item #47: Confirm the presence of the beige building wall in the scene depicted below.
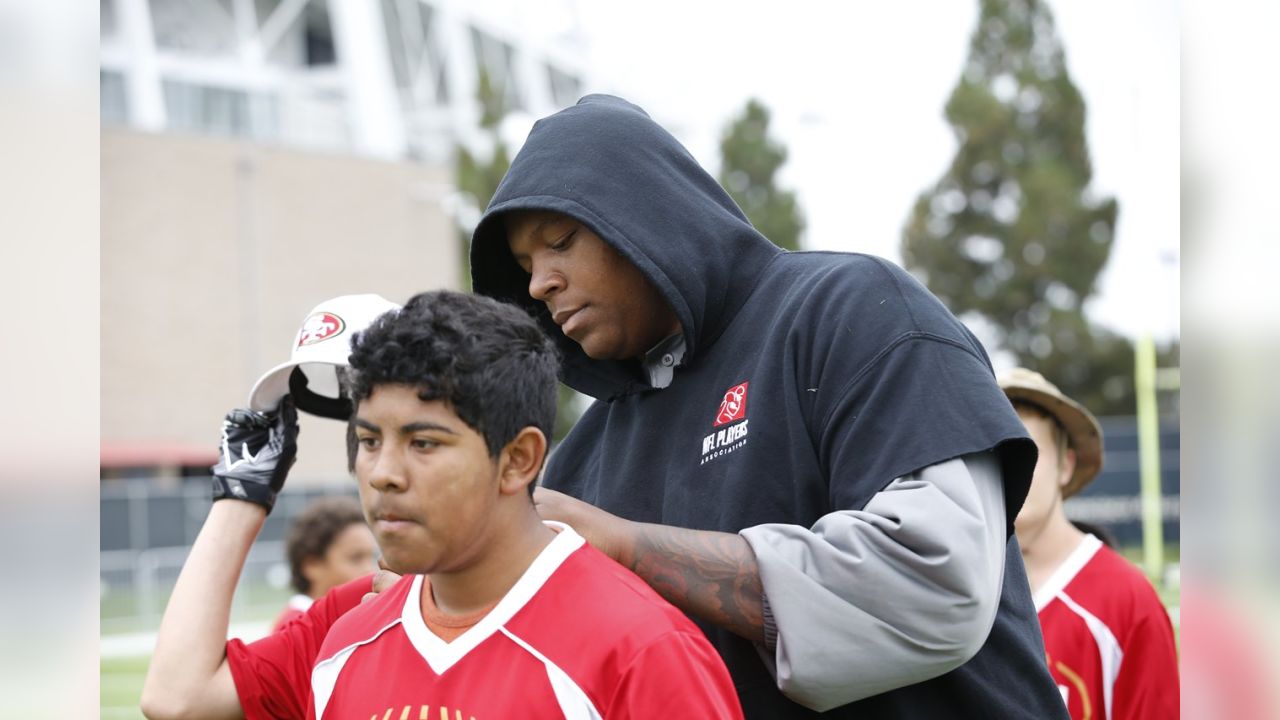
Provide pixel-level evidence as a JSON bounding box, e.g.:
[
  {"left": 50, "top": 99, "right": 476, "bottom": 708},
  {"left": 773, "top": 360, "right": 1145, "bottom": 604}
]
[{"left": 102, "top": 129, "right": 460, "bottom": 483}]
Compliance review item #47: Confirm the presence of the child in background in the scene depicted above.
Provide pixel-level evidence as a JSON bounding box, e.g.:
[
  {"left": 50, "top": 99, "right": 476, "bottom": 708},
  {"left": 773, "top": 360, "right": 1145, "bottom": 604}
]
[{"left": 274, "top": 496, "right": 376, "bottom": 631}]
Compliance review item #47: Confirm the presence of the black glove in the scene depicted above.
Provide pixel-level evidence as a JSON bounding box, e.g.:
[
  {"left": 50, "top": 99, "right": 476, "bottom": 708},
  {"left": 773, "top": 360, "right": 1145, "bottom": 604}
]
[{"left": 210, "top": 396, "right": 299, "bottom": 513}]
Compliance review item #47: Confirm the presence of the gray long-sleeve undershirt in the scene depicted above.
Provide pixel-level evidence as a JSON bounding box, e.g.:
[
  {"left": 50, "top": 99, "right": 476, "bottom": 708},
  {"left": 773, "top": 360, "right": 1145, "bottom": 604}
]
[{"left": 739, "top": 450, "right": 1008, "bottom": 712}]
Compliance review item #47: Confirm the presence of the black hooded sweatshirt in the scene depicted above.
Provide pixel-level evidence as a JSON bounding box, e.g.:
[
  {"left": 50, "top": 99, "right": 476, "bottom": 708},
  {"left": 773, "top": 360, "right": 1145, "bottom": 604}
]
[{"left": 472, "top": 95, "right": 1066, "bottom": 719}]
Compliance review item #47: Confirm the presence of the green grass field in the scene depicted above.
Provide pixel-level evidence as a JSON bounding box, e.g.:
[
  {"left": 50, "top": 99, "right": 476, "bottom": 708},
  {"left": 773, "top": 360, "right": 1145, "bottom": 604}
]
[
  {"left": 102, "top": 655, "right": 150, "bottom": 720},
  {"left": 101, "top": 582, "right": 289, "bottom": 719}
]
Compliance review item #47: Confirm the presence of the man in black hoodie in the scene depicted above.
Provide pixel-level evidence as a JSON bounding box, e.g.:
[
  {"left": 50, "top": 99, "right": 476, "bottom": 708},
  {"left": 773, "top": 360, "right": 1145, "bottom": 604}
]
[{"left": 470, "top": 94, "right": 1068, "bottom": 719}]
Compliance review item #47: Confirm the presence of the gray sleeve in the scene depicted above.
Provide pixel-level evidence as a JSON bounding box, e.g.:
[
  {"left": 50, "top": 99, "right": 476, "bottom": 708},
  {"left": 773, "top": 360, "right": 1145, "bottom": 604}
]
[{"left": 739, "top": 451, "right": 1007, "bottom": 711}]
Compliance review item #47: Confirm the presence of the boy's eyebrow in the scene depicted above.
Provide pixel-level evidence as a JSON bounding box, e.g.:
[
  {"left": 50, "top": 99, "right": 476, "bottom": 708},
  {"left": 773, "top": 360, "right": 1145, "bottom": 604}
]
[
  {"left": 353, "top": 418, "right": 459, "bottom": 436},
  {"left": 401, "top": 422, "right": 457, "bottom": 435}
]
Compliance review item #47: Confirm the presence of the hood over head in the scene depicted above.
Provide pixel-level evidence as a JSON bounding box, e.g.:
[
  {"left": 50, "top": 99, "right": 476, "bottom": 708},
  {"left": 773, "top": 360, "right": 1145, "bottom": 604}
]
[{"left": 471, "top": 94, "right": 782, "bottom": 399}]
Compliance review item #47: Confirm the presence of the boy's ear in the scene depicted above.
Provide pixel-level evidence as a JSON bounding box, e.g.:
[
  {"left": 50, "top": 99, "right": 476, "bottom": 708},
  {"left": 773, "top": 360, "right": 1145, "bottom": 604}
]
[
  {"left": 1058, "top": 447, "right": 1078, "bottom": 490},
  {"left": 497, "top": 427, "right": 547, "bottom": 496},
  {"left": 301, "top": 556, "right": 323, "bottom": 586}
]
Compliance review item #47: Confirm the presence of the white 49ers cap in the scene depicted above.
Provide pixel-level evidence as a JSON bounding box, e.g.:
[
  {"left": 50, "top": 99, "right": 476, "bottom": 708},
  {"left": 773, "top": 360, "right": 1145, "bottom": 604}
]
[{"left": 248, "top": 293, "right": 401, "bottom": 419}]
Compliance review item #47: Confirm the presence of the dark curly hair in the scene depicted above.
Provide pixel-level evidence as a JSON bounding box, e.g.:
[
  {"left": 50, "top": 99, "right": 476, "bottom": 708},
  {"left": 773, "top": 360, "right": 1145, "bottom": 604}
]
[
  {"left": 286, "top": 496, "right": 367, "bottom": 595},
  {"left": 343, "top": 290, "right": 559, "bottom": 472}
]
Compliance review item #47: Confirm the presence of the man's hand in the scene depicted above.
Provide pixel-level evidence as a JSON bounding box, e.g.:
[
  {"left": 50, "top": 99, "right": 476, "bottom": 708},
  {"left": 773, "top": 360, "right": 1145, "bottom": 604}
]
[
  {"left": 210, "top": 396, "right": 299, "bottom": 513},
  {"left": 533, "top": 487, "right": 638, "bottom": 567},
  {"left": 536, "top": 487, "right": 765, "bottom": 643}
]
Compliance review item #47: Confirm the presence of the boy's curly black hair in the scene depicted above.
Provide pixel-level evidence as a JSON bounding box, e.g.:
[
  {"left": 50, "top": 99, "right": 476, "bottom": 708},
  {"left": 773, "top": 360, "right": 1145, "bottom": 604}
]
[{"left": 343, "top": 290, "right": 559, "bottom": 469}]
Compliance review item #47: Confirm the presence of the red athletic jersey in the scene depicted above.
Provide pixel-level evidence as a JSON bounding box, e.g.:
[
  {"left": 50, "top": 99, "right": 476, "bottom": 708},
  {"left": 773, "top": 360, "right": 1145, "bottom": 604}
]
[
  {"left": 1034, "top": 534, "right": 1179, "bottom": 720},
  {"left": 227, "top": 525, "right": 742, "bottom": 719}
]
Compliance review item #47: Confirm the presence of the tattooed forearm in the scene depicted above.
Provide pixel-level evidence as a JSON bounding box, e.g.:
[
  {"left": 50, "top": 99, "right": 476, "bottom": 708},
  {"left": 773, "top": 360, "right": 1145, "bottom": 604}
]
[{"left": 624, "top": 523, "right": 765, "bottom": 644}]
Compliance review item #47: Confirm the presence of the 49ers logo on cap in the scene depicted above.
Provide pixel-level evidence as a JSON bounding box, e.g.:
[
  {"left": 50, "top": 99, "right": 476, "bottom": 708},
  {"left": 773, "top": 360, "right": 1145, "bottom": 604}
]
[
  {"left": 298, "top": 312, "right": 345, "bottom": 347},
  {"left": 715, "top": 381, "right": 749, "bottom": 427}
]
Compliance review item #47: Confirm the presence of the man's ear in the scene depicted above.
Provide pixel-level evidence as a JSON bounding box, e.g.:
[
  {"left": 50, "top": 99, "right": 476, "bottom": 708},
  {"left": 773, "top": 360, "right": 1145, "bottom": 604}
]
[{"left": 497, "top": 427, "right": 547, "bottom": 496}]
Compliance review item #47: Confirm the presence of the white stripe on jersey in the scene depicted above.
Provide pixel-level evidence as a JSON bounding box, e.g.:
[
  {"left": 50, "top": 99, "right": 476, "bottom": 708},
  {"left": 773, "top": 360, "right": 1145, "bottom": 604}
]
[
  {"left": 1033, "top": 535, "right": 1123, "bottom": 720},
  {"left": 312, "top": 618, "right": 402, "bottom": 719},
  {"left": 1033, "top": 534, "right": 1102, "bottom": 613},
  {"left": 500, "top": 626, "right": 603, "bottom": 720},
  {"left": 1057, "top": 591, "right": 1124, "bottom": 720},
  {"left": 400, "top": 523, "right": 585, "bottom": 675}
]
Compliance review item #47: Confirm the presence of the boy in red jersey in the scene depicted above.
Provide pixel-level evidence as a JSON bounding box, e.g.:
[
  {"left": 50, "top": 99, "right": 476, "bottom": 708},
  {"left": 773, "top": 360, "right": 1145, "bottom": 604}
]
[
  {"left": 142, "top": 290, "right": 741, "bottom": 720},
  {"left": 273, "top": 496, "right": 376, "bottom": 632},
  {"left": 999, "top": 368, "right": 1178, "bottom": 720}
]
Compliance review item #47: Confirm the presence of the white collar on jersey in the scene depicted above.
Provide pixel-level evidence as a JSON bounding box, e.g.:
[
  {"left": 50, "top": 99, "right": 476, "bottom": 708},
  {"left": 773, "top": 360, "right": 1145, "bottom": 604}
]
[
  {"left": 287, "top": 594, "right": 315, "bottom": 612},
  {"left": 399, "top": 521, "right": 586, "bottom": 674},
  {"left": 1033, "top": 533, "right": 1103, "bottom": 612}
]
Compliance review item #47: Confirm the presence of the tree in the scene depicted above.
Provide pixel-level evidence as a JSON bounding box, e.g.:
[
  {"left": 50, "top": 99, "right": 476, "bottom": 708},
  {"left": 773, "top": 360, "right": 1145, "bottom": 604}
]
[
  {"left": 901, "top": 0, "right": 1157, "bottom": 415},
  {"left": 454, "top": 69, "right": 585, "bottom": 440},
  {"left": 454, "top": 68, "right": 512, "bottom": 290},
  {"left": 719, "top": 99, "right": 805, "bottom": 250}
]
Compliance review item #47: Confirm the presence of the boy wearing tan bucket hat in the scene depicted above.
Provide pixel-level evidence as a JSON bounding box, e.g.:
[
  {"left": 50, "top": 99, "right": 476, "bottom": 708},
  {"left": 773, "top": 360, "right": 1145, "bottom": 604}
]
[{"left": 999, "top": 368, "right": 1178, "bottom": 720}]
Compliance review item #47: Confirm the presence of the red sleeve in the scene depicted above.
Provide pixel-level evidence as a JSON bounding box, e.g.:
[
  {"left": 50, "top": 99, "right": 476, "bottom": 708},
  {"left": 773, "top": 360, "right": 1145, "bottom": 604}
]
[
  {"left": 1112, "top": 589, "right": 1180, "bottom": 720},
  {"left": 604, "top": 630, "right": 743, "bottom": 719},
  {"left": 226, "top": 574, "right": 372, "bottom": 720}
]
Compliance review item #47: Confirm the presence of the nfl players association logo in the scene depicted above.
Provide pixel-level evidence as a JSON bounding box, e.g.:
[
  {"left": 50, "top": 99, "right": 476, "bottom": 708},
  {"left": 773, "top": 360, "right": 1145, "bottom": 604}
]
[
  {"left": 702, "top": 381, "right": 750, "bottom": 464},
  {"left": 298, "top": 312, "right": 345, "bottom": 347},
  {"left": 715, "top": 382, "right": 749, "bottom": 427}
]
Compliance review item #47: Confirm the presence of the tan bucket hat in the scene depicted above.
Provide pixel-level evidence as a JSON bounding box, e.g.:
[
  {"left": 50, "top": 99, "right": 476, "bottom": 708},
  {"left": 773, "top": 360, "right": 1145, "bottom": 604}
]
[{"left": 997, "top": 367, "right": 1104, "bottom": 497}]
